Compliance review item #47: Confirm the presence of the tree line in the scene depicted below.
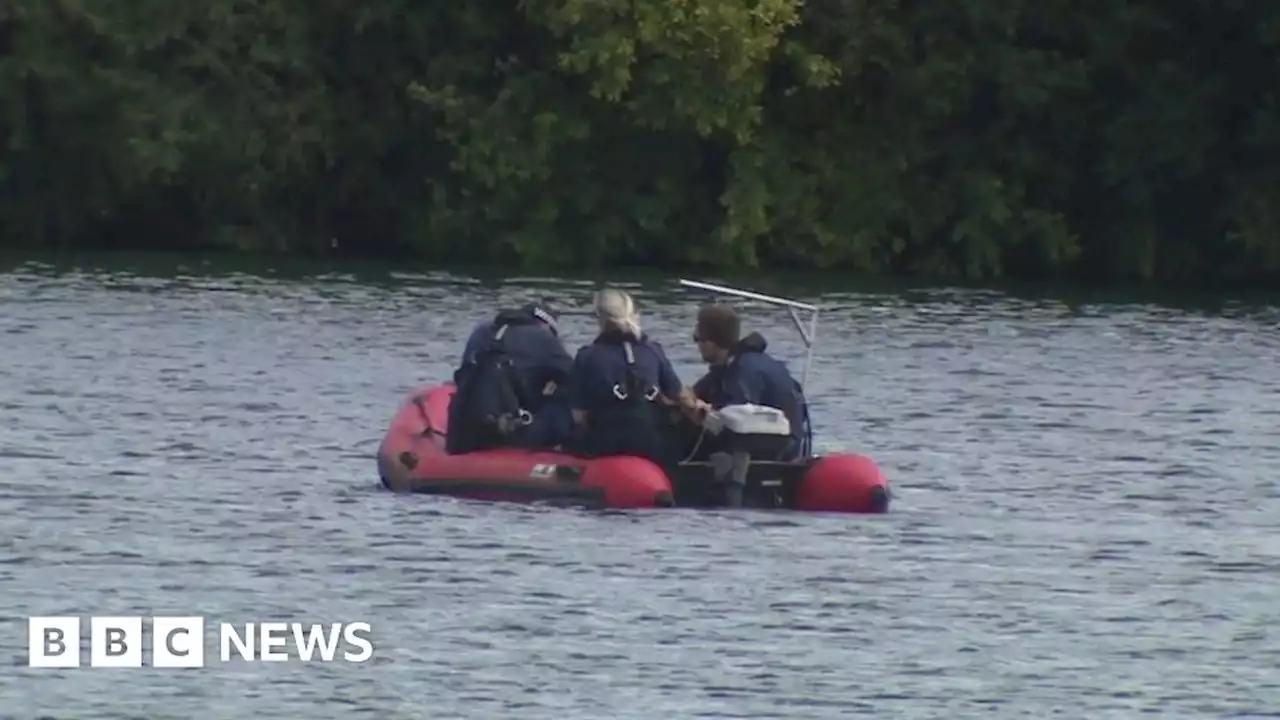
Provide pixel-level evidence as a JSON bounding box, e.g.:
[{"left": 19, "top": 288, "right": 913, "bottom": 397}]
[{"left": 1, "top": 0, "right": 1277, "bottom": 284}]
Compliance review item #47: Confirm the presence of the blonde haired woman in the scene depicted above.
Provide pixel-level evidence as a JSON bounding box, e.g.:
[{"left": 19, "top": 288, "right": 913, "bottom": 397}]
[{"left": 567, "top": 288, "right": 701, "bottom": 463}]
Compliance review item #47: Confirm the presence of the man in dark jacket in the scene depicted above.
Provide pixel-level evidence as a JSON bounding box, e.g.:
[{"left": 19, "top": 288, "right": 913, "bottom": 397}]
[
  {"left": 446, "top": 302, "right": 574, "bottom": 454},
  {"left": 688, "top": 303, "right": 810, "bottom": 505}
]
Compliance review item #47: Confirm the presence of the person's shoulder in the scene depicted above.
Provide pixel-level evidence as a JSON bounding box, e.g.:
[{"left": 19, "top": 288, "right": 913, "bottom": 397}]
[
  {"left": 747, "top": 348, "right": 788, "bottom": 368},
  {"left": 737, "top": 351, "right": 786, "bottom": 382},
  {"left": 762, "top": 351, "right": 797, "bottom": 376},
  {"left": 640, "top": 335, "right": 670, "bottom": 355},
  {"left": 761, "top": 349, "right": 789, "bottom": 367},
  {"left": 461, "top": 320, "right": 490, "bottom": 349},
  {"left": 506, "top": 323, "right": 558, "bottom": 353}
]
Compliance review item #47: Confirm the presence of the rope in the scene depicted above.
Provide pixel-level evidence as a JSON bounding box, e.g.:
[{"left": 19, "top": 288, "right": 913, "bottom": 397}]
[{"left": 679, "top": 422, "right": 709, "bottom": 464}]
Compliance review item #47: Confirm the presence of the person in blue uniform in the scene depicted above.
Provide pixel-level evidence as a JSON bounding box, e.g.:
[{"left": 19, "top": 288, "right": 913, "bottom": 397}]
[
  {"left": 567, "top": 288, "right": 702, "bottom": 465},
  {"left": 681, "top": 303, "right": 811, "bottom": 507},
  {"left": 446, "top": 302, "right": 574, "bottom": 454},
  {"left": 690, "top": 303, "right": 809, "bottom": 461}
]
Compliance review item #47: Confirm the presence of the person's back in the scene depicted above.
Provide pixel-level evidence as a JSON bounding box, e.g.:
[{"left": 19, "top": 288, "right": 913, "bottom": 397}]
[
  {"left": 568, "top": 289, "right": 692, "bottom": 465},
  {"left": 447, "top": 304, "right": 572, "bottom": 454},
  {"left": 727, "top": 333, "right": 808, "bottom": 454}
]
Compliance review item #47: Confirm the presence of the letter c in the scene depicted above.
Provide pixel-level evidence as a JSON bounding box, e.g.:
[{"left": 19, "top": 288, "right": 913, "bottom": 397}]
[{"left": 166, "top": 628, "right": 189, "bottom": 656}]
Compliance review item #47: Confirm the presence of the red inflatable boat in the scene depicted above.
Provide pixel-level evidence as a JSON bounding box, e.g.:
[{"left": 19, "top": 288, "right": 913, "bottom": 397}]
[
  {"left": 377, "top": 276, "right": 891, "bottom": 513},
  {"left": 376, "top": 383, "right": 890, "bottom": 512}
]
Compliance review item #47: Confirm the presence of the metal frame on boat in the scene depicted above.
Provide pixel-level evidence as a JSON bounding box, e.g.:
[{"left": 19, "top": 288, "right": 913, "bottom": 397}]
[
  {"left": 677, "top": 278, "right": 820, "bottom": 391},
  {"left": 379, "top": 280, "right": 888, "bottom": 512},
  {"left": 676, "top": 278, "right": 820, "bottom": 459},
  {"left": 667, "top": 279, "right": 831, "bottom": 507}
]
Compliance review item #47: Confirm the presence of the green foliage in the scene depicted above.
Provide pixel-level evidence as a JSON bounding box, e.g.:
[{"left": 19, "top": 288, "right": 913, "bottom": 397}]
[{"left": 0, "top": 0, "right": 1277, "bottom": 283}]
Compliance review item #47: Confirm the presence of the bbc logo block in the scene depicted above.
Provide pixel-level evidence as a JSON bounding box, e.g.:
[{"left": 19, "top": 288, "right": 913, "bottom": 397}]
[
  {"left": 27, "top": 616, "right": 373, "bottom": 667},
  {"left": 152, "top": 616, "right": 205, "bottom": 667},
  {"left": 28, "top": 616, "right": 205, "bottom": 668},
  {"left": 91, "top": 616, "right": 142, "bottom": 667},
  {"left": 27, "top": 616, "right": 80, "bottom": 668}
]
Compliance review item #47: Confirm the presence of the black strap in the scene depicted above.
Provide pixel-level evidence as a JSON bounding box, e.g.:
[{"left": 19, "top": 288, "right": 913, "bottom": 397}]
[
  {"left": 487, "top": 324, "right": 535, "bottom": 423},
  {"left": 611, "top": 341, "right": 659, "bottom": 402},
  {"left": 454, "top": 322, "right": 536, "bottom": 429}
]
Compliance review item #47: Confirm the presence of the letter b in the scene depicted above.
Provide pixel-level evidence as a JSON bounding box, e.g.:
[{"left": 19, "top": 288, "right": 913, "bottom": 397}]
[
  {"left": 91, "top": 617, "right": 142, "bottom": 667},
  {"left": 48, "top": 628, "right": 68, "bottom": 656},
  {"left": 28, "top": 617, "right": 80, "bottom": 668},
  {"left": 106, "top": 628, "right": 128, "bottom": 656}
]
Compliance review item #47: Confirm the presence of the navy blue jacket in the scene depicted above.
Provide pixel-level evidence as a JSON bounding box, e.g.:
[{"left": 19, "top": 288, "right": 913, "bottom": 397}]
[
  {"left": 694, "top": 332, "right": 807, "bottom": 454},
  {"left": 447, "top": 310, "right": 572, "bottom": 453},
  {"left": 458, "top": 313, "right": 572, "bottom": 398},
  {"left": 568, "top": 331, "right": 682, "bottom": 460}
]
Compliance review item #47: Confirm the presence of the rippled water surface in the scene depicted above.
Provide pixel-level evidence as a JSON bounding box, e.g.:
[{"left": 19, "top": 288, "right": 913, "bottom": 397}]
[{"left": 2, "top": 254, "right": 1278, "bottom": 719}]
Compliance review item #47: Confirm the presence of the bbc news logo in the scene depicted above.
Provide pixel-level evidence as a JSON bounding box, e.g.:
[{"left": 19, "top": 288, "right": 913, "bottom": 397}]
[{"left": 28, "top": 616, "right": 374, "bottom": 668}]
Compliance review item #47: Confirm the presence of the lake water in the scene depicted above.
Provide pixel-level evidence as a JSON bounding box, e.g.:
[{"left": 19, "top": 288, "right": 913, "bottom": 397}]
[{"left": 1, "top": 253, "right": 1278, "bottom": 719}]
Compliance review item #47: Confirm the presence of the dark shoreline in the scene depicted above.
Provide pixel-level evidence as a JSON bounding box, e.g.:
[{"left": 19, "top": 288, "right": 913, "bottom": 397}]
[{"left": 4, "top": 247, "right": 1277, "bottom": 311}]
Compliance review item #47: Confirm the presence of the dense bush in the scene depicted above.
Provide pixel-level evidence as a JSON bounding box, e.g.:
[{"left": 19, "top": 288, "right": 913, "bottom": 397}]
[{"left": 1, "top": 0, "right": 1277, "bottom": 283}]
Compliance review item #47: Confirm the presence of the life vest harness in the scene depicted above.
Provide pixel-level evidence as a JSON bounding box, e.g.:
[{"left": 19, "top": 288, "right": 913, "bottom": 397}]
[
  {"left": 486, "top": 323, "right": 535, "bottom": 431},
  {"left": 611, "top": 340, "right": 660, "bottom": 403},
  {"left": 456, "top": 315, "right": 539, "bottom": 436}
]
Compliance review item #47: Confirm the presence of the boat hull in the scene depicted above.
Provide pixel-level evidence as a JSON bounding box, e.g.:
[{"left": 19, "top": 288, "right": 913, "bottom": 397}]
[{"left": 377, "top": 384, "right": 889, "bottom": 513}]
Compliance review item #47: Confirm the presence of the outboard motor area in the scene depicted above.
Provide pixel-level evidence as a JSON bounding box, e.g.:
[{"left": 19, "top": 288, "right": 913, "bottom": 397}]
[
  {"left": 703, "top": 404, "right": 792, "bottom": 439},
  {"left": 703, "top": 404, "right": 794, "bottom": 508}
]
